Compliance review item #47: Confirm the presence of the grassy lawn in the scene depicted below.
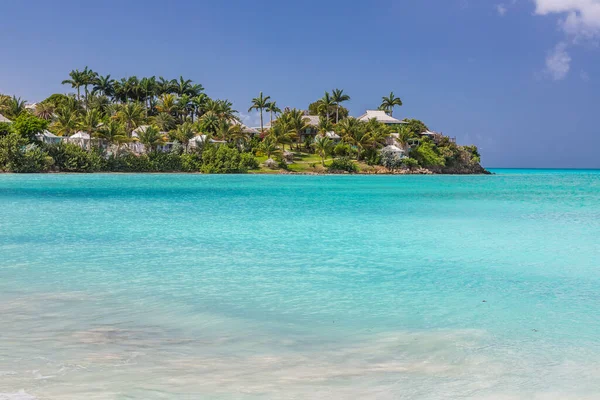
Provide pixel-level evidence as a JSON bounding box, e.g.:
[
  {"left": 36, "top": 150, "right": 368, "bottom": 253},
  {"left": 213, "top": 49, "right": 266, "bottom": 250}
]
[{"left": 250, "top": 151, "right": 370, "bottom": 174}]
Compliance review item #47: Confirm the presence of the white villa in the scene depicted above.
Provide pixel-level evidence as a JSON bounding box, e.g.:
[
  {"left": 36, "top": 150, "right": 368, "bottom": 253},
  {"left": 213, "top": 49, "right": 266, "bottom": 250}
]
[
  {"left": 68, "top": 131, "right": 91, "bottom": 147},
  {"left": 189, "top": 135, "right": 226, "bottom": 148},
  {"left": 0, "top": 113, "right": 11, "bottom": 123},
  {"left": 35, "top": 130, "right": 61, "bottom": 144},
  {"left": 357, "top": 110, "right": 406, "bottom": 125}
]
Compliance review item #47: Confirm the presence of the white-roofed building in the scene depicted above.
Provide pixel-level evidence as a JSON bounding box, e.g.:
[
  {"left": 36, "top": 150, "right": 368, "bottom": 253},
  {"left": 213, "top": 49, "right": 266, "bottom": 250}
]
[
  {"left": 35, "top": 130, "right": 62, "bottom": 145},
  {"left": 189, "top": 135, "right": 226, "bottom": 148},
  {"left": 357, "top": 110, "right": 406, "bottom": 125},
  {"left": 0, "top": 113, "right": 11, "bottom": 123},
  {"left": 68, "top": 131, "right": 90, "bottom": 148}
]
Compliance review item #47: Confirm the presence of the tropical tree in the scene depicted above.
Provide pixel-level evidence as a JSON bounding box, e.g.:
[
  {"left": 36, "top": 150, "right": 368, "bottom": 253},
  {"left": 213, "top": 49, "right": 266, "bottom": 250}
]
[
  {"left": 51, "top": 106, "right": 79, "bottom": 137},
  {"left": 284, "top": 108, "right": 310, "bottom": 149},
  {"left": 191, "top": 93, "right": 209, "bottom": 121},
  {"left": 61, "top": 69, "right": 86, "bottom": 101},
  {"left": 248, "top": 92, "right": 271, "bottom": 134},
  {"left": 1, "top": 96, "right": 27, "bottom": 119},
  {"left": 379, "top": 91, "right": 403, "bottom": 117},
  {"left": 79, "top": 108, "right": 102, "bottom": 150},
  {"left": 312, "top": 135, "right": 334, "bottom": 165},
  {"left": 317, "top": 115, "right": 332, "bottom": 135},
  {"left": 97, "top": 119, "right": 129, "bottom": 153},
  {"left": 266, "top": 101, "right": 281, "bottom": 125},
  {"left": 318, "top": 91, "right": 335, "bottom": 122},
  {"left": 152, "top": 112, "right": 176, "bottom": 132},
  {"left": 156, "top": 94, "right": 177, "bottom": 116},
  {"left": 34, "top": 102, "right": 55, "bottom": 120},
  {"left": 270, "top": 123, "right": 294, "bottom": 153},
  {"left": 137, "top": 125, "right": 165, "bottom": 153},
  {"left": 117, "top": 102, "right": 145, "bottom": 136},
  {"left": 331, "top": 88, "right": 350, "bottom": 124},
  {"left": 198, "top": 111, "right": 220, "bottom": 135},
  {"left": 173, "top": 121, "right": 196, "bottom": 151},
  {"left": 157, "top": 77, "right": 175, "bottom": 95},
  {"left": 92, "top": 74, "right": 115, "bottom": 98},
  {"left": 260, "top": 136, "right": 278, "bottom": 158}
]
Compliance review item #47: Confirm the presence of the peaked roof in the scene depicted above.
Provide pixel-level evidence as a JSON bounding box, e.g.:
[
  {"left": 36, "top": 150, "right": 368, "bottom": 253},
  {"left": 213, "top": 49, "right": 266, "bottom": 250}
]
[
  {"left": 357, "top": 110, "right": 406, "bottom": 125},
  {"left": 70, "top": 131, "right": 90, "bottom": 139},
  {"left": 36, "top": 130, "right": 59, "bottom": 138},
  {"left": 0, "top": 113, "right": 12, "bottom": 123}
]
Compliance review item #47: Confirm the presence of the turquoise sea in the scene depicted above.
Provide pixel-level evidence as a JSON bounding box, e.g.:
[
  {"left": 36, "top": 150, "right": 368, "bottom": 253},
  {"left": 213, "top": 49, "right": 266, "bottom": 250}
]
[{"left": 1, "top": 170, "right": 599, "bottom": 399}]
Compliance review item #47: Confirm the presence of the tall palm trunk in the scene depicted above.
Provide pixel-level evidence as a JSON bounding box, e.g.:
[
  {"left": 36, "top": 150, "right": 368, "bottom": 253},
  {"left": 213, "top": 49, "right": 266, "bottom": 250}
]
[
  {"left": 260, "top": 109, "right": 264, "bottom": 133},
  {"left": 336, "top": 106, "right": 339, "bottom": 124}
]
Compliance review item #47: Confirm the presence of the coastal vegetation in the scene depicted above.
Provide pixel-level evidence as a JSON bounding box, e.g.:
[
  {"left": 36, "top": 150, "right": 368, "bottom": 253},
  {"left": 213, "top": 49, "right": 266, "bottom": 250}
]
[{"left": 0, "top": 67, "right": 486, "bottom": 174}]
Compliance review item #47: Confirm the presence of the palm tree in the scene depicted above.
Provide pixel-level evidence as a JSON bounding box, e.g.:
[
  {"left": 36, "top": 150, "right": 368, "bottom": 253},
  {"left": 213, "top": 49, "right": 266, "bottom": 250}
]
[
  {"left": 266, "top": 101, "right": 281, "bottom": 125},
  {"left": 318, "top": 91, "right": 335, "bottom": 122},
  {"left": 34, "top": 102, "right": 55, "bottom": 120},
  {"left": 81, "top": 67, "right": 99, "bottom": 106},
  {"left": 317, "top": 115, "right": 332, "bottom": 135},
  {"left": 2, "top": 96, "right": 27, "bottom": 119},
  {"left": 312, "top": 135, "right": 334, "bottom": 165},
  {"left": 92, "top": 74, "right": 115, "bottom": 98},
  {"left": 248, "top": 92, "right": 271, "bottom": 134},
  {"left": 156, "top": 94, "right": 177, "bottom": 116},
  {"left": 260, "top": 136, "right": 278, "bottom": 159},
  {"left": 270, "top": 123, "right": 294, "bottom": 153},
  {"left": 139, "top": 76, "right": 157, "bottom": 113},
  {"left": 137, "top": 125, "right": 165, "bottom": 153},
  {"left": 117, "top": 102, "right": 145, "bottom": 137},
  {"left": 157, "top": 77, "right": 175, "bottom": 95},
  {"left": 379, "top": 91, "right": 403, "bottom": 117},
  {"left": 173, "top": 121, "right": 196, "bottom": 152},
  {"left": 198, "top": 111, "right": 220, "bottom": 135},
  {"left": 191, "top": 93, "right": 209, "bottom": 121},
  {"left": 152, "top": 112, "right": 176, "bottom": 132},
  {"left": 174, "top": 76, "right": 191, "bottom": 96},
  {"left": 79, "top": 108, "right": 102, "bottom": 150},
  {"left": 285, "top": 108, "right": 310, "bottom": 150},
  {"left": 51, "top": 106, "right": 80, "bottom": 137},
  {"left": 62, "top": 69, "right": 86, "bottom": 101},
  {"left": 331, "top": 88, "right": 350, "bottom": 124},
  {"left": 97, "top": 120, "right": 129, "bottom": 154}
]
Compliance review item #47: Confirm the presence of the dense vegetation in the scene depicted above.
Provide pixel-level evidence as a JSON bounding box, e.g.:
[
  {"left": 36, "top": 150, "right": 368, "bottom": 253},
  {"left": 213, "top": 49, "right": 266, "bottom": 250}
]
[{"left": 0, "top": 67, "right": 485, "bottom": 174}]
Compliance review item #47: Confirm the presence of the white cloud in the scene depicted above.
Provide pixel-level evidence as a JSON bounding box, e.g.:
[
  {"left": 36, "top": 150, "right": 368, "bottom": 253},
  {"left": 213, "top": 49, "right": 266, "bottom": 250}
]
[
  {"left": 580, "top": 70, "right": 591, "bottom": 80},
  {"left": 545, "top": 41, "right": 572, "bottom": 80},
  {"left": 534, "top": 0, "right": 600, "bottom": 39},
  {"left": 497, "top": 4, "right": 508, "bottom": 15},
  {"left": 239, "top": 111, "right": 262, "bottom": 128}
]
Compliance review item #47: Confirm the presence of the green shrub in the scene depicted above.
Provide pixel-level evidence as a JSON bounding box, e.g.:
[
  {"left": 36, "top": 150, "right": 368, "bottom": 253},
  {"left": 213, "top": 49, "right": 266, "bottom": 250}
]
[
  {"left": 240, "top": 152, "right": 259, "bottom": 170},
  {"left": 328, "top": 156, "right": 358, "bottom": 173},
  {"left": 402, "top": 157, "right": 419, "bottom": 169},
  {"left": 0, "top": 133, "right": 53, "bottom": 172},
  {"left": 410, "top": 140, "right": 445, "bottom": 168},
  {"left": 149, "top": 152, "right": 182, "bottom": 172},
  {"left": 12, "top": 114, "right": 48, "bottom": 142},
  {"left": 333, "top": 142, "right": 354, "bottom": 158},
  {"left": 180, "top": 153, "right": 202, "bottom": 172},
  {"left": 200, "top": 146, "right": 247, "bottom": 173},
  {"left": 364, "top": 148, "right": 381, "bottom": 166},
  {"left": 46, "top": 143, "right": 104, "bottom": 172},
  {"left": 106, "top": 153, "right": 152, "bottom": 172},
  {"left": 0, "top": 122, "right": 12, "bottom": 137}
]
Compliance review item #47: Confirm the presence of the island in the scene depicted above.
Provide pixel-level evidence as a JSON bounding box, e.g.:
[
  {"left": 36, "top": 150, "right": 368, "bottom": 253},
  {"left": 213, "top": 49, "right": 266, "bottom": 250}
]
[{"left": 0, "top": 68, "right": 488, "bottom": 174}]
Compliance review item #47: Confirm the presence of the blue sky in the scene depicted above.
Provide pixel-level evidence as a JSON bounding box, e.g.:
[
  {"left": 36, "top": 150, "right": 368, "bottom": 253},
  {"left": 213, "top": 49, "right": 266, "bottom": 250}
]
[{"left": 1, "top": 0, "right": 599, "bottom": 168}]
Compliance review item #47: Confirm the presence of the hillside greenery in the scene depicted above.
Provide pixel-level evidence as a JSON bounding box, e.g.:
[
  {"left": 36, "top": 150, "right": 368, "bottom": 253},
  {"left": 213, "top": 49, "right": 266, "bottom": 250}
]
[{"left": 0, "top": 67, "right": 485, "bottom": 174}]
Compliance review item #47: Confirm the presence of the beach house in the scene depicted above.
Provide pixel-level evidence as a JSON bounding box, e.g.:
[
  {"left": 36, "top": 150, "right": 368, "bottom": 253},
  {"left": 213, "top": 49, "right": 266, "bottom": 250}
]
[
  {"left": 357, "top": 110, "right": 406, "bottom": 125},
  {"left": 35, "top": 130, "right": 62, "bottom": 145}
]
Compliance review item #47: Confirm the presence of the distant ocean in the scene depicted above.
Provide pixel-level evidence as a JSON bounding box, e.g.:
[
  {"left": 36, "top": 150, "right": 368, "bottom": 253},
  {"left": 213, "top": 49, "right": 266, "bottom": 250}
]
[{"left": 1, "top": 171, "right": 599, "bottom": 399}]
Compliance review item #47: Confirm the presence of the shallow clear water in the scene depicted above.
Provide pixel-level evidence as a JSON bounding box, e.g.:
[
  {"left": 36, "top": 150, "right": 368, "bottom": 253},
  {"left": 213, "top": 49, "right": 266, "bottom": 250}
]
[{"left": 1, "top": 171, "right": 599, "bottom": 399}]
